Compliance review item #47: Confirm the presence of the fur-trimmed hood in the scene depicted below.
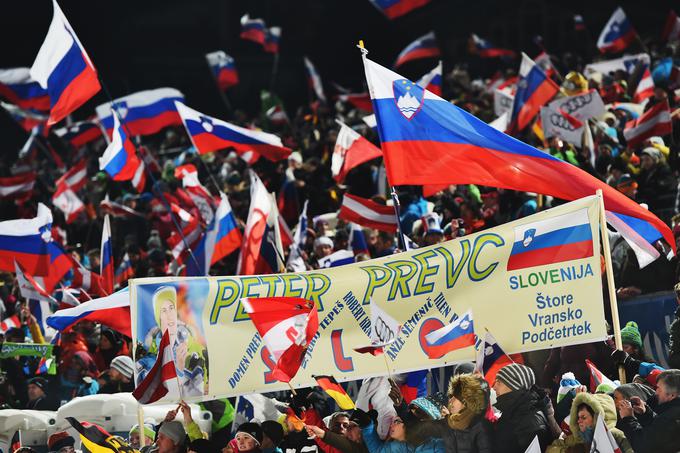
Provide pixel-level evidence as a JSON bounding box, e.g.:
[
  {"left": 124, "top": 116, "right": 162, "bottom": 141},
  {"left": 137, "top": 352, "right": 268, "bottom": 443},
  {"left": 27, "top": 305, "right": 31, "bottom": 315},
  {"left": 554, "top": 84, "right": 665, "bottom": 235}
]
[
  {"left": 568, "top": 392, "right": 617, "bottom": 440},
  {"left": 448, "top": 373, "right": 489, "bottom": 416}
]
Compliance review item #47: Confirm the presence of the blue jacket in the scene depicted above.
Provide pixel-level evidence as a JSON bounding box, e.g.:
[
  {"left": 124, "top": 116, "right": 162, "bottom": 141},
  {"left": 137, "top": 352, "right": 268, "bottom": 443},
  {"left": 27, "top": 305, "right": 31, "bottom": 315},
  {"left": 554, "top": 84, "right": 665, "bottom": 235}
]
[{"left": 361, "top": 422, "right": 445, "bottom": 453}]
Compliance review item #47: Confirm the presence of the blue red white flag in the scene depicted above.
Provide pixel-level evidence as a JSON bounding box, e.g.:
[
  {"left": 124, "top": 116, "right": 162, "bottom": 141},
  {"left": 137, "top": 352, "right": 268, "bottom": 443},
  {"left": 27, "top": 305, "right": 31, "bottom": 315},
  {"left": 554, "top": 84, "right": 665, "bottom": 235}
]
[
  {"left": 54, "top": 120, "right": 103, "bottom": 149},
  {"left": 424, "top": 309, "right": 475, "bottom": 359},
  {"left": 662, "top": 10, "right": 680, "bottom": 43},
  {"left": 318, "top": 249, "right": 355, "bottom": 268},
  {"left": 0, "top": 315, "right": 20, "bottom": 333},
  {"left": 474, "top": 331, "right": 514, "bottom": 383},
  {"left": 367, "top": 0, "right": 430, "bottom": 20},
  {"left": 597, "top": 7, "right": 637, "bottom": 54},
  {"left": 337, "top": 92, "right": 373, "bottom": 111},
  {"left": 0, "top": 203, "right": 53, "bottom": 276},
  {"left": 115, "top": 252, "right": 134, "bottom": 287},
  {"left": 100, "top": 215, "right": 114, "bottom": 295},
  {"left": 95, "top": 88, "right": 184, "bottom": 136},
  {"left": 205, "top": 51, "right": 239, "bottom": 91},
  {"left": 206, "top": 192, "right": 242, "bottom": 267},
  {"left": 0, "top": 101, "right": 48, "bottom": 132},
  {"left": 175, "top": 101, "right": 291, "bottom": 161},
  {"left": 304, "top": 57, "right": 326, "bottom": 102},
  {"left": 286, "top": 200, "right": 309, "bottom": 272},
  {"left": 470, "top": 34, "right": 516, "bottom": 59},
  {"left": 264, "top": 27, "right": 282, "bottom": 54},
  {"left": 332, "top": 121, "right": 382, "bottom": 183},
  {"left": 508, "top": 53, "right": 560, "bottom": 134},
  {"left": 240, "top": 14, "right": 267, "bottom": 45},
  {"left": 416, "top": 61, "right": 442, "bottom": 96},
  {"left": 394, "top": 31, "right": 440, "bottom": 68},
  {"left": 338, "top": 194, "right": 398, "bottom": 233},
  {"left": 349, "top": 223, "right": 369, "bottom": 256},
  {"left": 98, "top": 111, "right": 142, "bottom": 181},
  {"left": 361, "top": 54, "right": 675, "bottom": 260},
  {"left": 30, "top": 0, "right": 100, "bottom": 125},
  {"left": 574, "top": 14, "right": 586, "bottom": 31},
  {"left": 507, "top": 208, "right": 593, "bottom": 271},
  {"left": 0, "top": 68, "right": 50, "bottom": 111},
  {"left": 42, "top": 242, "right": 74, "bottom": 293},
  {"left": 47, "top": 287, "right": 130, "bottom": 336}
]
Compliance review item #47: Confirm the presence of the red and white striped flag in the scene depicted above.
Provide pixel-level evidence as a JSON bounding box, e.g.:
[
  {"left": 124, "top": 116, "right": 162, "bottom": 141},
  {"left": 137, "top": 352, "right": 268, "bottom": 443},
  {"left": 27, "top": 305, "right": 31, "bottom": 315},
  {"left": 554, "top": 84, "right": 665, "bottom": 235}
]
[
  {"left": 132, "top": 329, "right": 180, "bottom": 403},
  {"left": 332, "top": 122, "right": 382, "bottom": 183},
  {"left": 132, "top": 159, "right": 146, "bottom": 193},
  {"left": 52, "top": 184, "right": 85, "bottom": 223},
  {"left": 338, "top": 194, "right": 398, "bottom": 233},
  {"left": 592, "top": 411, "right": 623, "bottom": 453},
  {"left": 0, "top": 173, "right": 36, "bottom": 200},
  {"left": 0, "top": 314, "right": 20, "bottom": 333},
  {"left": 633, "top": 67, "right": 655, "bottom": 103},
  {"left": 623, "top": 101, "right": 672, "bottom": 148},
  {"left": 586, "top": 359, "right": 618, "bottom": 392},
  {"left": 55, "top": 160, "right": 87, "bottom": 192},
  {"left": 242, "top": 296, "right": 319, "bottom": 383}
]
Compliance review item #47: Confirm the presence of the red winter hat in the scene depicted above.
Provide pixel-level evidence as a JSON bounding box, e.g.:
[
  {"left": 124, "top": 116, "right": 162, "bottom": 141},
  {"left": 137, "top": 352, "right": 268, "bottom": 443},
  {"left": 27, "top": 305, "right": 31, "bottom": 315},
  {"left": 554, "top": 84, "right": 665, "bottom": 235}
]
[{"left": 48, "top": 432, "right": 74, "bottom": 452}]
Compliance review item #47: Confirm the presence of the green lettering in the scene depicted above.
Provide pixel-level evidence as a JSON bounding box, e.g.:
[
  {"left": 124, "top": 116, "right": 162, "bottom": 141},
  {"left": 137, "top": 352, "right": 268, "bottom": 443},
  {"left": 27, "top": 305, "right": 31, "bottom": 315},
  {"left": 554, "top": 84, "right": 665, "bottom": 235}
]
[
  {"left": 385, "top": 260, "right": 418, "bottom": 301},
  {"left": 361, "top": 265, "right": 394, "bottom": 304},
  {"left": 434, "top": 240, "right": 471, "bottom": 289},
  {"left": 468, "top": 233, "right": 504, "bottom": 281},
  {"left": 281, "top": 274, "right": 304, "bottom": 298},
  {"left": 210, "top": 279, "right": 241, "bottom": 324},
  {"left": 302, "top": 273, "right": 330, "bottom": 311},
  {"left": 412, "top": 250, "right": 439, "bottom": 295}
]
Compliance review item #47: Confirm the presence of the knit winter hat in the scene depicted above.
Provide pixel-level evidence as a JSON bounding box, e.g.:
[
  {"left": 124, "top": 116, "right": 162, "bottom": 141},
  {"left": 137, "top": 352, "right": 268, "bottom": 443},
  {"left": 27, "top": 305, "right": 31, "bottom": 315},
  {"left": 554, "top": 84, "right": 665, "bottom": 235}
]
[
  {"left": 261, "top": 420, "right": 284, "bottom": 445},
  {"left": 47, "top": 432, "right": 75, "bottom": 452},
  {"left": 236, "top": 422, "right": 263, "bottom": 446},
  {"left": 158, "top": 421, "right": 185, "bottom": 445},
  {"left": 153, "top": 286, "right": 177, "bottom": 327},
  {"left": 557, "top": 372, "right": 581, "bottom": 404},
  {"left": 27, "top": 377, "right": 48, "bottom": 392},
  {"left": 621, "top": 321, "right": 643, "bottom": 349},
  {"left": 129, "top": 423, "right": 156, "bottom": 442},
  {"left": 409, "top": 397, "right": 441, "bottom": 420},
  {"left": 496, "top": 363, "right": 536, "bottom": 392},
  {"left": 110, "top": 355, "right": 135, "bottom": 380}
]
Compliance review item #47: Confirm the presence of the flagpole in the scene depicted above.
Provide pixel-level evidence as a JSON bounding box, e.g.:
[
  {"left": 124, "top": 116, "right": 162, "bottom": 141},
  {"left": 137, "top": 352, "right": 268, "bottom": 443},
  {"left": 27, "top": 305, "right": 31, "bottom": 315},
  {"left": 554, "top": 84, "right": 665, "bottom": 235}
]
[
  {"left": 382, "top": 352, "right": 392, "bottom": 379},
  {"left": 137, "top": 404, "right": 146, "bottom": 448},
  {"left": 96, "top": 78, "right": 203, "bottom": 273},
  {"left": 596, "top": 189, "right": 626, "bottom": 384},
  {"left": 357, "top": 41, "right": 407, "bottom": 251}
]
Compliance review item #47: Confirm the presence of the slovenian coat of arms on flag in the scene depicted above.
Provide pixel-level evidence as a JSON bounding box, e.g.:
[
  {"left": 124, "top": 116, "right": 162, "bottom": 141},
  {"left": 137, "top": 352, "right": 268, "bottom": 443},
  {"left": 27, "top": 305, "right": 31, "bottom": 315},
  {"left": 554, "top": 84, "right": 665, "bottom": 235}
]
[{"left": 507, "top": 208, "right": 593, "bottom": 271}]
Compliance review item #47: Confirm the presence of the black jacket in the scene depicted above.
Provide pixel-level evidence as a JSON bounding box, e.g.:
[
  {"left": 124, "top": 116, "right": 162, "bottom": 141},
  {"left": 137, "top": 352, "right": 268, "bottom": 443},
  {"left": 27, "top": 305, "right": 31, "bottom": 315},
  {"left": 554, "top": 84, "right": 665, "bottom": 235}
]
[
  {"left": 492, "top": 389, "right": 554, "bottom": 453},
  {"left": 415, "top": 417, "right": 493, "bottom": 453},
  {"left": 618, "top": 397, "right": 680, "bottom": 453}
]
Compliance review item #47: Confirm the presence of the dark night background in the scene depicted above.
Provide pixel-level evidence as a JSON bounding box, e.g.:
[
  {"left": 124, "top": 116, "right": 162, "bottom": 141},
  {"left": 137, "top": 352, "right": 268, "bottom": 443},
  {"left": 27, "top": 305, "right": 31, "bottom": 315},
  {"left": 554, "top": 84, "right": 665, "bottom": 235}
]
[{"left": 0, "top": 0, "right": 676, "bottom": 153}]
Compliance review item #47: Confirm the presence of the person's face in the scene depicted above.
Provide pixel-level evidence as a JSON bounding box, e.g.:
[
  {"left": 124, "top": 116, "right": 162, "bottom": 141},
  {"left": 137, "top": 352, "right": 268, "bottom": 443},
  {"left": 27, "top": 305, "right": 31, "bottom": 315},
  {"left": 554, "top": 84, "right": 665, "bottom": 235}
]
[
  {"left": 577, "top": 408, "right": 594, "bottom": 432},
  {"left": 235, "top": 432, "right": 256, "bottom": 451},
  {"left": 331, "top": 416, "right": 350, "bottom": 435},
  {"left": 448, "top": 396, "right": 465, "bottom": 415},
  {"left": 493, "top": 379, "right": 512, "bottom": 397},
  {"left": 27, "top": 383, "right": 44, "bottom": 401},
  {"left": 100, "top": 335, "right": 112, "bottom": 350},
  {"left": 641, "top": 154, "right": 654, "bottom": 171},
  {"left": 346, "top": 423, "right": 362, "bottom": 442},
  {"left": 613, "top": 390, "right": 625, "bottom": 405},
  {"left": 656, "top": 380, "right": 677, "bottom": 404},
  {"left": 316, "top": 244, "right": 332, "bottom": 257},
  {"left": 109, "top": 368, "right": 123, "bottom": 382},
  {"left": 388, "top": 418, "right": 405, "bottom": 441},
  {"left": 57, "top": 446, "right": 75, "bottom": 453},
  {"left": 159, "top": 299, "right": 177, "bottom": 336},
  {"left": 156, "top": 433, "right": 177, "bottom": 453},
  {"left": 367, "top": 231, "right": 378, "bottom": 246},
  {"left": 129, "top": 432, "right": 140, "bottom": 449},
  {"left": 622, "top": 344, "right": 637, "bottom": 355}
]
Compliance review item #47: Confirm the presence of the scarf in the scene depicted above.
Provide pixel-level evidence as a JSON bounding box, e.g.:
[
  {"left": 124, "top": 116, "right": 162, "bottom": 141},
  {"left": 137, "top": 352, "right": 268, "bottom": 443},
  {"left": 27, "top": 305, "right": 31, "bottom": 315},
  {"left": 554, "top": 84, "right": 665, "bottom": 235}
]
[{"left": 447, "top": 408, "right": 477, "bottom": 430}]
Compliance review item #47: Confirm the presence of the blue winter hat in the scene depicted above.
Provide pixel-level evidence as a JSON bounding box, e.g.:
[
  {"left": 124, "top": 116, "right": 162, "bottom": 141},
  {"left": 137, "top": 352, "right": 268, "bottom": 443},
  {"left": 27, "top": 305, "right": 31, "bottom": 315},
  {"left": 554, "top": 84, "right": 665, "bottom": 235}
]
[{"left": 409, "top": 397, "right": 441, "bottom": 420}]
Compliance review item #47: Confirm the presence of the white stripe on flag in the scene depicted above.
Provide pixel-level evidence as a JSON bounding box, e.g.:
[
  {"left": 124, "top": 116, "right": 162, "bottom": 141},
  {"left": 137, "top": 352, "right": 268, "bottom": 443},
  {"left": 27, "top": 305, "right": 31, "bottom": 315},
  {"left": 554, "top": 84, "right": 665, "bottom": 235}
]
[
  {"left": 343, "top": 196, "right": 397, "bottom": 225},
  {"left": 513, "top": 208, "right": 589, "bottom": 242}
]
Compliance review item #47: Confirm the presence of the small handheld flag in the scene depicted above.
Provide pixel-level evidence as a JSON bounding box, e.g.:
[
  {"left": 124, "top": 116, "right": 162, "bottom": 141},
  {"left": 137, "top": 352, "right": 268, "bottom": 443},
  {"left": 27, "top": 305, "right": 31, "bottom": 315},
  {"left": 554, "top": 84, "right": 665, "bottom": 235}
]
[
  {"left": 597, "top": 7, "right": 637, "bottom": 54},
  {"left": 424, "top": 310, "right": 475, "bottom": 359},
  {"left": 354, "top": 300, "right": 401, "bottom": 355},
  {"left": 314, "top": 375, "right": 355, "bottom": 410}
]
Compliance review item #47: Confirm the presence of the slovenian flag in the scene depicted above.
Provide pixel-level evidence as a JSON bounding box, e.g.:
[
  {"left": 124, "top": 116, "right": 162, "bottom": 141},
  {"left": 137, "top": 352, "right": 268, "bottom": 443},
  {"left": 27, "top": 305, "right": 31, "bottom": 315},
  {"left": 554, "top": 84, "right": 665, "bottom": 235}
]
[
  {"left": 46, "top": 288, "right": 131, "bottom": 336},
  {"left": 470, "top": 34, "right": 516, "bottom": 59},
  {"left": 368, "top": 0, "right": 430, "bottom": 20},
  {"left": 424, "top": 310, "right": 475, "bottom": 359},
  {"left": 416, "top": 61, "right": 443, "bottom": 96},
  {"left": 30, "top": 0, "right": 101, "bottom": 125},
  {"left": 54, "top": 121, "right": 103, "bottom": 149},
  {"left": 240, "top": 14, "right": 267, "bottom": 45},
  {"left": 507, "top": 208, "right": 593, "bottom": 271},
  {"left": 304, "top": 57, "right": 326, "bottom": 102},
  {"left": 0, "top": 203, "right": 53, "bottom": 276},
  {"left": 100, "top": 215, "right": 114, "bottom": 295},
  {"left": 205, "top": 51, "right": 239, "bottom": 91},
  {"left": 98, "top": 111, "right": 142, "bottom": 181},
  {"left": 0, "top": 68, "right": 50, "bottom": 111},
  {"left": 175, "top": 101, "right": 291, "bottom": 161},
  {"left": 597, "top": 7, "right": 637, "bottom": 54},
  {"left": 394, "top": 31, "right": 440, "bottom": 68},
  {"left": 95, "top": 88, "right": 184, "bottom": 136}
]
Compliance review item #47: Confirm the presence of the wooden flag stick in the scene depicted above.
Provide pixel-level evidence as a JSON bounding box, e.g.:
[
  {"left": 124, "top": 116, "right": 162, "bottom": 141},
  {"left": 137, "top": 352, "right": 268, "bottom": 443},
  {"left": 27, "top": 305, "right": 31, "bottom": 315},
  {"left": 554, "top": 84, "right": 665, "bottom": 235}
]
[
  {"left": 383, "top": 352, "right": 392, "bottom": 378},
  {"left": 287, "top": 381, "right": 297, "bottom": 396},
  {"left": 596, "top": 189, "right": 626, "bottom": 384}
]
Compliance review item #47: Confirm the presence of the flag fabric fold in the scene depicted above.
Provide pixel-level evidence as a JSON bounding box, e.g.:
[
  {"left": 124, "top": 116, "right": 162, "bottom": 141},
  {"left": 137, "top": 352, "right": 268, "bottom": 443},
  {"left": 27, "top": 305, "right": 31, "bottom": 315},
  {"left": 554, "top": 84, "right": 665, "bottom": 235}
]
[
  {"left": 424, "top": 309, "right": 475, "bottom": 359},
  {"left": 394, "top": 32, "right": 440, "bottom": 67},
  {"left": 339, "top": 194, "right": 397, "bottom": 232},
  {"left": 46, "top": 288, "right": 130, "bottom": 336},
  {"left": 597, "top": 7, "right": 637, "bottom": 54},
  {"left": 0, "top": 203, "right": 53, "bottom": 276},
  {"left": 332, "top": 122, "right": 382, "bottom": 183},
  {"left": 132, "top": 329, "right": 180, "bottom": 403}
]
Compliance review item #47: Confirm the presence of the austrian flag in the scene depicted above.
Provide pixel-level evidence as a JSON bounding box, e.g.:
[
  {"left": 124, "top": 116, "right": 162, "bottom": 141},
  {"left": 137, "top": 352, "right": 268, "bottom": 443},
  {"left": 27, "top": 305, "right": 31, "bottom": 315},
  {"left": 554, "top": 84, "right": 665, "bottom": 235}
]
[{"left": 338, "top": 194, "right": 398, "bottom": 232}]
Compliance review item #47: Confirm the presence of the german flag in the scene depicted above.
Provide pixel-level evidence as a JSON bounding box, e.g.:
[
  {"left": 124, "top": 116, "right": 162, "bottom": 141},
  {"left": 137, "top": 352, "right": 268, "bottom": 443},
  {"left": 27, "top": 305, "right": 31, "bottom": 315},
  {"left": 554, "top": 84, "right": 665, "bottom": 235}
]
[
  {"left": 314, "top": 375, "right": 355, "bottom": 410},
  {"left": 66, "top": 417, "right": 138, "bottom": 453}
]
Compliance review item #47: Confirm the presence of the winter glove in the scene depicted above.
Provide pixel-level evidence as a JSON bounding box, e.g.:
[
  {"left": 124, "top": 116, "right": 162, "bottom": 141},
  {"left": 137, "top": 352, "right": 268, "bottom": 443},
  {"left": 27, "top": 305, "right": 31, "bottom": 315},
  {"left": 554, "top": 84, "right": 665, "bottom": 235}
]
[{"left": 610, "top": 348, "right": 631, "bottom": 366}]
